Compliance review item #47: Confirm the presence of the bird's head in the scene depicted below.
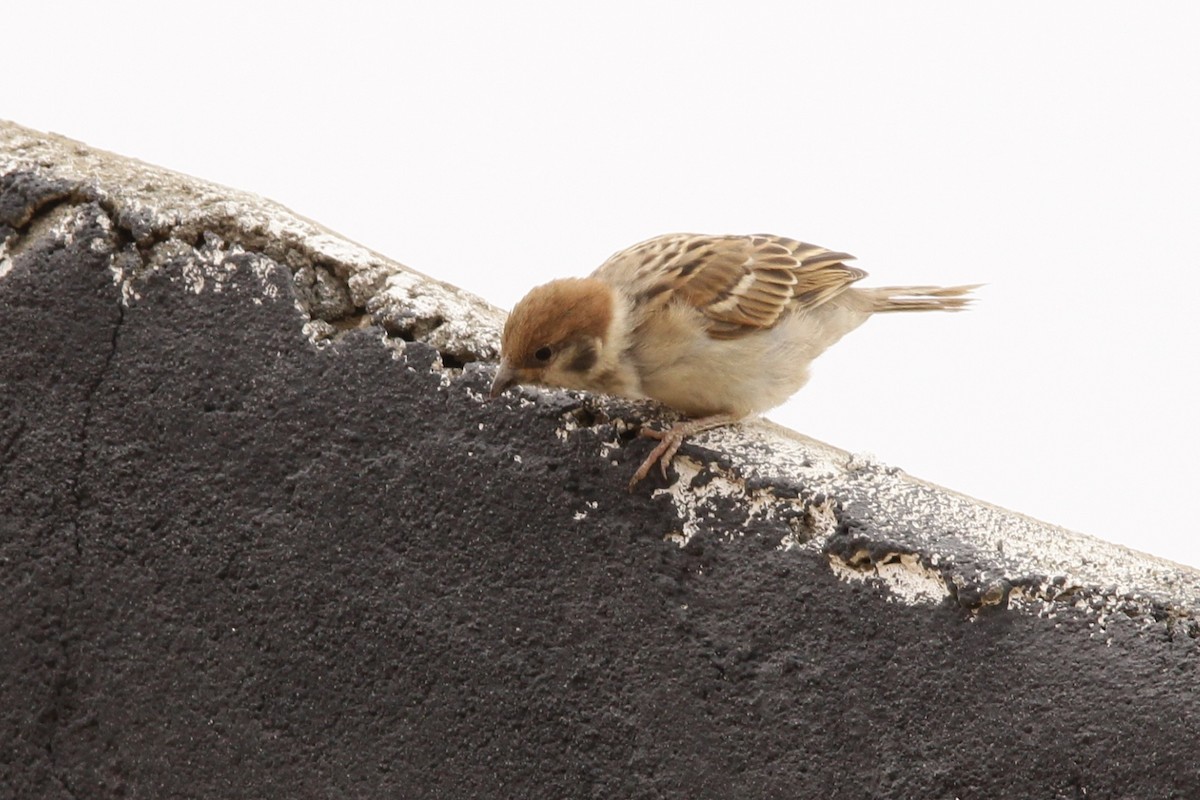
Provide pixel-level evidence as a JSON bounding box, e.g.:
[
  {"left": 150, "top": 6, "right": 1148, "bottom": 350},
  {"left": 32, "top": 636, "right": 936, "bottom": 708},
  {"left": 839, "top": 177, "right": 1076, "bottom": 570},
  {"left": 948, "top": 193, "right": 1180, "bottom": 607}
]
[{"left": 491, "top": 277, "right": 615, "bottom": 398}]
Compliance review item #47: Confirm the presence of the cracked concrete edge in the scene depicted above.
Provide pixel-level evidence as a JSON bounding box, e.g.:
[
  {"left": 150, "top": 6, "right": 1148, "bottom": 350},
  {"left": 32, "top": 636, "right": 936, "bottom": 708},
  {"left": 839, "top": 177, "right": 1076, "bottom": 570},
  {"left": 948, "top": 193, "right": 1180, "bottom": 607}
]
[
  {"left": 669, "top": 419, "right": 1200, "bottom": 624},
  {"left": 544, "top": 392, "right": 1200, "bottom": 626},
  {"left": 0, "top": 119, "right": 504, "bottom": 365},
  {"left": 4, "top": 120, "right": 1198, "bottom": 629}
]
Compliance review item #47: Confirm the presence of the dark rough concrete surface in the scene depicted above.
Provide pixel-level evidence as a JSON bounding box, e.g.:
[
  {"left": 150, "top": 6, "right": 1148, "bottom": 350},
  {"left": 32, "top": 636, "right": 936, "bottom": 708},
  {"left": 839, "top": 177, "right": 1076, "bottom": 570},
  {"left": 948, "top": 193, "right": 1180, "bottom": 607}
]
[{"left": 3, "top": 123, "right": 1200, "bottom": 799}]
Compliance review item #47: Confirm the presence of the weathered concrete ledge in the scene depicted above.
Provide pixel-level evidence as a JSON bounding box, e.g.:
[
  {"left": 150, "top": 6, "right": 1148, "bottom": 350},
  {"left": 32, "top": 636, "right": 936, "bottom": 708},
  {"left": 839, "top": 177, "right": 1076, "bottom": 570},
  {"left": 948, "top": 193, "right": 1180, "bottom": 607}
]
[{"left": 4, "top": 120, "right": 1199, "bottom": 797}]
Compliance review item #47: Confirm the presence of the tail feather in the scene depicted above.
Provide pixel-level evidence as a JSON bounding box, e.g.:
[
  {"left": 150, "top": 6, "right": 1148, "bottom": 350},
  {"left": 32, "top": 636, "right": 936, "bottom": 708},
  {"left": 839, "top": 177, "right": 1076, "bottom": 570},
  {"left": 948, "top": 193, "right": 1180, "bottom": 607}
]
[{"left": 865, "top": 284, "right": 980, "bottom": 313}]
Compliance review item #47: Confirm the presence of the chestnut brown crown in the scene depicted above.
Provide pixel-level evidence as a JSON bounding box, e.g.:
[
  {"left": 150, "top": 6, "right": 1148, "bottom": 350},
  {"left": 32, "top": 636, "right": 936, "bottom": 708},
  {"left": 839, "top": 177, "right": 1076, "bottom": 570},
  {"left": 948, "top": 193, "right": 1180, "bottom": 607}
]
[{"left": 491, "top": 277, "right": 616, "bottom": 397}]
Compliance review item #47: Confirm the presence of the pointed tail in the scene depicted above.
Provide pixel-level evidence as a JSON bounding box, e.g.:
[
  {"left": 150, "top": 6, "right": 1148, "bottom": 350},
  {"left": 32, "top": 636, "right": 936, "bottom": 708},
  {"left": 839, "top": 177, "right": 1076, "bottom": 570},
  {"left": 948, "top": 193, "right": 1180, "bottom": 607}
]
[{"left": 864, "top": 284, "right": 980, "bottom": 313}]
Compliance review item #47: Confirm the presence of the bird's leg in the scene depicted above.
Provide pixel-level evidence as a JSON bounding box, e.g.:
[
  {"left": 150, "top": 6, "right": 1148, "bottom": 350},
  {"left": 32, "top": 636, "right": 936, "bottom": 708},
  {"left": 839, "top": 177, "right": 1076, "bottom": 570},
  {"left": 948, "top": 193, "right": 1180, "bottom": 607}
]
[{"left": 628, "top": 414, "right": 740, "bottom": 490}]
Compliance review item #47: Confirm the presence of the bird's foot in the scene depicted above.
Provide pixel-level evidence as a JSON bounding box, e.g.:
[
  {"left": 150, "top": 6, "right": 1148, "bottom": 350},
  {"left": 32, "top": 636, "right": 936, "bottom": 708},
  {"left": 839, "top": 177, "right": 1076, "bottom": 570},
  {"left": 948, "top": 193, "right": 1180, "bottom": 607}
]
[
  {"left": 628, "top": 425, "right": 688, "bottom": 489},
  {"left": 627, "top": 414, "right": 739, "bottom": 490}
]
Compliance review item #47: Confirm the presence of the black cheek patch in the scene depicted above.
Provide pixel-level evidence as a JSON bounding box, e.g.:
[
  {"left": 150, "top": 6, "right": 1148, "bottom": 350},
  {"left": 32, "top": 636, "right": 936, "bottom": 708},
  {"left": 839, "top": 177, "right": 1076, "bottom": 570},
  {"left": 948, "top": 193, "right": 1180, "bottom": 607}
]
[{"left": 566, "top": 343, "right": 598, "bottom": 373}]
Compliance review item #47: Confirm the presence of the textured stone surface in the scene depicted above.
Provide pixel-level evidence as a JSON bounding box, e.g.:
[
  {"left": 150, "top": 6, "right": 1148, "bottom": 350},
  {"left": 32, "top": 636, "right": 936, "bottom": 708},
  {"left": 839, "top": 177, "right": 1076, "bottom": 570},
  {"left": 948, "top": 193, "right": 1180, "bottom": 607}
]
[{"left": 3, "top": 120, "right": 1199, "bottom": 798}]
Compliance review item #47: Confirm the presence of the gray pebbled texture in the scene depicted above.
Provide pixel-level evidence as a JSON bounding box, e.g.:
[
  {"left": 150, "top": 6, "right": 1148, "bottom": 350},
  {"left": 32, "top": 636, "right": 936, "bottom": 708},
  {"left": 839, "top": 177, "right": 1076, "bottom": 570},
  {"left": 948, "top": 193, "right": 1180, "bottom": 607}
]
[{"left": 3, "top": 121, "right": 1199, "bottom": 798}]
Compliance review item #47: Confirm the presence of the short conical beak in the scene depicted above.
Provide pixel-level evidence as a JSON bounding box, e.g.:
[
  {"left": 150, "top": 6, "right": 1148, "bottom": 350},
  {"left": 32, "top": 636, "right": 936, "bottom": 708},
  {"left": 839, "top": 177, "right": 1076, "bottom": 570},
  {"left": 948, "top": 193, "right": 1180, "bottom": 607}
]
[{"left": 490, "top": 363, "right": 518, "bottom": 399}]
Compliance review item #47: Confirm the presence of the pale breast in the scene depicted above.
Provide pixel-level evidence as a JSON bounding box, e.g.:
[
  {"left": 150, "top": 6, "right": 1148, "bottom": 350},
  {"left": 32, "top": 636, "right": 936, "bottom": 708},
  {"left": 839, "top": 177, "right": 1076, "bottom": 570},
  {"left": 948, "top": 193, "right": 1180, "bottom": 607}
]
[{"left": 630, "top": 298, "right": 871, "bottom": 418}]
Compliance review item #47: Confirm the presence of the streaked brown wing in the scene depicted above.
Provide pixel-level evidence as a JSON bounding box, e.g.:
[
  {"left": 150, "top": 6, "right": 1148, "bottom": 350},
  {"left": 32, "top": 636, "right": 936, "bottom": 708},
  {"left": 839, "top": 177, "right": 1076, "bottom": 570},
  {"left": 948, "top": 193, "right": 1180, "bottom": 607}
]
[{"left": 603, "top": 234, "right": 866, "bottom": 340}]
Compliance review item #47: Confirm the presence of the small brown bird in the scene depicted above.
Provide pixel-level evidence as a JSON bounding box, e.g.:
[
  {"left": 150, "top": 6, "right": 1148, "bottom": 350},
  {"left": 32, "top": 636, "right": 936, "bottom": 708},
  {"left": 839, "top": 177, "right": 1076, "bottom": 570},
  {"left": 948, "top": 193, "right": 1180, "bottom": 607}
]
[{"left": 491, "top": 233, "right": 976, "bottom": 488}]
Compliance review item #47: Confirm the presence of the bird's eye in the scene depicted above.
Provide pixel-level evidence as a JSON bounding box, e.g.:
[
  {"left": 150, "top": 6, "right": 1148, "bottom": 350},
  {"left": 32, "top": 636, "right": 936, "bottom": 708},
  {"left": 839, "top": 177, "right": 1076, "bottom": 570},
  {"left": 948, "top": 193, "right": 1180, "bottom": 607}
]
[{"left": 534, "top": 346, "right": 553, "bottom": 362}]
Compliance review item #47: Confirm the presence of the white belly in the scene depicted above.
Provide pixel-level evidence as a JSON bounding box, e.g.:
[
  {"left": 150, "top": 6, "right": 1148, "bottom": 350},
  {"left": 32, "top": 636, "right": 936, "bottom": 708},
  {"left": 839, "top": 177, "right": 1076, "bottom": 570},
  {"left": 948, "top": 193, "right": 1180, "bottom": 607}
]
[{"left": 631, "top": 301, "right": 870, "bottom": 418}]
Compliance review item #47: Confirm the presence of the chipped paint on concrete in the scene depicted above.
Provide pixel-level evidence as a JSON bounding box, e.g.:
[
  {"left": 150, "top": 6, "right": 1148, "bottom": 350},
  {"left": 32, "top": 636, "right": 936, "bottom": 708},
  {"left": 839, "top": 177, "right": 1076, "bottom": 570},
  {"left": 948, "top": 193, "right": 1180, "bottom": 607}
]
[
  {"left": 370, "top": 270, "right": 505, "bottom": 361},
  {"left": 0, "top": 235, "right": 13, "bottom": 280},
  {"left": 653, "top": 456, "right": 747, "bottom": 546},
  {"left": 528, "top": 377, "right": 1200, "bottom": 619},
  {"left": 829, "top": 551, "right": 952, "bottom": 605},
  {"left": 103, "top": 233, "right": 286, "bottom": 306},
  {"left": 779, "top": 496, "right": 839, "bottom": 552},
  {"left": 695, "top": 419, "right": 1200, "bottom": 614},
  {"left": 0, "top": 121, "right": 501, "bottom": 364},
  {"left": 649, "top": 450, "right": 814, "bottom": 548}
]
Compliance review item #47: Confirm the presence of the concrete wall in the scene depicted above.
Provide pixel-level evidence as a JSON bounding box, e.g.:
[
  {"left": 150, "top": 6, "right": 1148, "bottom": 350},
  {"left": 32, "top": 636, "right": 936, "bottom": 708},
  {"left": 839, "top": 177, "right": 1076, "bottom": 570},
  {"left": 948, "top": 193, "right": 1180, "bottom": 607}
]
[{"left": 3, "top": 121, "right": 1198, "bottom": 799}]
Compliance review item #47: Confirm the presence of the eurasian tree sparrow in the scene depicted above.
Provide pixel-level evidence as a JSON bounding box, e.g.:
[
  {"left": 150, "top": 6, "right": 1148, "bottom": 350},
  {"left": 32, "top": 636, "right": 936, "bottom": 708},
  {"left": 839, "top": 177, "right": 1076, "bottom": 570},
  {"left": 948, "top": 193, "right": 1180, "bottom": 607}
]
[{"left": 491, "top": 233, "right": 976, "bottom": 488}]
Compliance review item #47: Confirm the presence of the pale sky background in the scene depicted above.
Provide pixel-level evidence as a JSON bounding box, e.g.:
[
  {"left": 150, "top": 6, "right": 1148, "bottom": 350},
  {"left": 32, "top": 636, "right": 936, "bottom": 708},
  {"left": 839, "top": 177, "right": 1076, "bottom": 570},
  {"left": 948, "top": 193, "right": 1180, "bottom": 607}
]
[{"left": 8, "top": 3, "right": 1199, "bottom": 569}]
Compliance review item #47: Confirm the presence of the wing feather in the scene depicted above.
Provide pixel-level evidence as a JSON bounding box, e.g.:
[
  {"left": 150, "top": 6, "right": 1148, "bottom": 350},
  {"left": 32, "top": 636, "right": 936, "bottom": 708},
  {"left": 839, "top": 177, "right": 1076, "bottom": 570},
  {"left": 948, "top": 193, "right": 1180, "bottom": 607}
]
[{"left": 593, "top": 233, "right": 866, "bottom": 340}]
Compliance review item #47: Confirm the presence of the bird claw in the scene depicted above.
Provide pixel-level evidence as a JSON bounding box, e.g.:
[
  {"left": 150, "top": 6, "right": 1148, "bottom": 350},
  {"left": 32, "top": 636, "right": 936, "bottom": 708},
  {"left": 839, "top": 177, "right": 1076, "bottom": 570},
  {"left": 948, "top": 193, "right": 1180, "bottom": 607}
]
[
  {"left": 627, "top": 425, "right": 687, "bottom": 490},
  {"left": 626, "top": 414, "right": 738, "bottom": 491},
  {"left": 638, "top": 426, "right": 667, "bottom": 442}
]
